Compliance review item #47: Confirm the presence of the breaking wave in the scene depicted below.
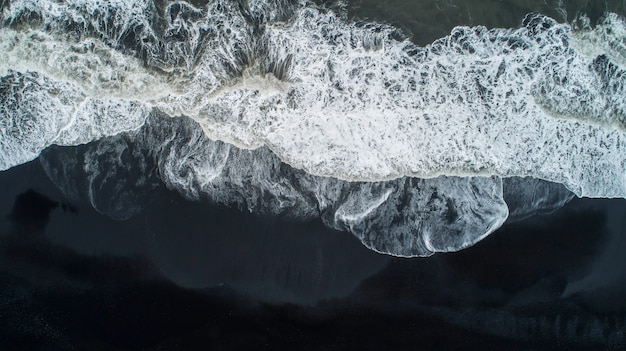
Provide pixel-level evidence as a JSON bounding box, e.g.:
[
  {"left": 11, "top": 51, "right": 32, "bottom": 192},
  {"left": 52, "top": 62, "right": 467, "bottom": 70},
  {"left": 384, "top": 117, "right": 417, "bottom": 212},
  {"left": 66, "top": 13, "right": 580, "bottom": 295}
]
[
  {"left": 40, "top": 111, "right": 569, "bottom": 257},
  {"left": 0, "top": 0, "right": 624, "bottom": 255},
  {"left": 38, "top": 111, "right": 576, "bottom": 257}
]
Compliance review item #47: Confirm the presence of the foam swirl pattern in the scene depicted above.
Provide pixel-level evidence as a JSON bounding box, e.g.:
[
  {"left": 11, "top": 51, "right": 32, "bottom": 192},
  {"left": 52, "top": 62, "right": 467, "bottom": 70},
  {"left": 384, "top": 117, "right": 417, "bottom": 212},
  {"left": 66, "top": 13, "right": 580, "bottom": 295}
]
[
  {"left": 40, "top": 112, "right": 512, "bottom": 257},
  {"left": 0, "top": 70, "right": 149, "bottom": 170},
  {"left": 0, "top": 0, "right": 624, "bottom": 255},
  {"left": 1, "top": 0, "right": 625, "bottom": 197},
  {"left": 38, "top": 113, "right": 575, "bottom": 256}
]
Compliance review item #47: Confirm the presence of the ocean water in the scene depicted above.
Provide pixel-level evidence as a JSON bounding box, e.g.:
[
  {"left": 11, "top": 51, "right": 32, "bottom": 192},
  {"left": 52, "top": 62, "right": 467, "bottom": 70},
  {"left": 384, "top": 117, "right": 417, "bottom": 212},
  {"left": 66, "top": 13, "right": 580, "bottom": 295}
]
[
  {"left": 2, "top": 0, "right": 626, "bottom": 256},
  {"left": 1, "top": 0, "right": 626, "bottom": 349},
  {"left": 347, "top": 0, "right": 626, "bottom": 44}
]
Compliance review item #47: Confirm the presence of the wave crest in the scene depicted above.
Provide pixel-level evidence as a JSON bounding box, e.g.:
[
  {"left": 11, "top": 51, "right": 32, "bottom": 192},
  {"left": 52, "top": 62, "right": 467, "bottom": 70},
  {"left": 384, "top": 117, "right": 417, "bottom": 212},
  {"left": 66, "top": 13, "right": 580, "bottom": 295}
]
[{"left": 1, "top": 0, "right": 625, "bottom": 199}]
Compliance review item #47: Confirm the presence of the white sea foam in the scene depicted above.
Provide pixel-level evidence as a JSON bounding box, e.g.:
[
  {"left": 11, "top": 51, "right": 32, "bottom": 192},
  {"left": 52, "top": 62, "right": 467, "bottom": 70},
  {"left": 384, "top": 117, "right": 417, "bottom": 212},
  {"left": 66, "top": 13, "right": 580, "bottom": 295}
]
[
  {"left": 0, "top": 29, "right": 173, "bottom": 99},
  {"left": 40, "top": 111, "right": 510, "bottom": 257},
  {"left": 185, "top": 8, "right": 626, "bottom": 199},
  {"left": 0, "top": 70, "right": 149, "bottom": 170},
  {"left": 570, "top": 13, "right": 626, "bottom": 71},
  {"left": 37, "top": 112, "right": 573, "bottom": 256},
  {"left": 1, "top": 0, "right": 626, "bottom": 201}
]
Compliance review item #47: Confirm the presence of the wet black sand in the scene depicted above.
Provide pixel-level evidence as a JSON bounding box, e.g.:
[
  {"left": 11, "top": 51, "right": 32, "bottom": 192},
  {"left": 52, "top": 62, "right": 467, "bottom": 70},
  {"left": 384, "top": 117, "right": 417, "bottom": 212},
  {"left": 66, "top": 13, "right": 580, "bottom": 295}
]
[{"left": 1, "top": 157, "right": 625, "bottom": 350}]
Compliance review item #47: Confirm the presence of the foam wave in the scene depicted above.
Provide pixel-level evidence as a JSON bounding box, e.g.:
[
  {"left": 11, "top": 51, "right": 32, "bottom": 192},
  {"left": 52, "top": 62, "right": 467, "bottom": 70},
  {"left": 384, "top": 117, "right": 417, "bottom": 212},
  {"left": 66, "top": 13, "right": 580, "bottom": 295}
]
[
  {"left": 187, "top": 9, "right": 626, "bottom": 198},
  {"left": 570, "top": 13, "right": 626, "bottom": 71},
  {"left": 38, "top": 111, "right": 576, "bottom": 257},
  {"left": 1, "top": 0, "right": 626, "bottom": 200},
  {"left": 0, "top": 29, "right": 172, "bottom": 99},
  {"left": 39, "top": 112, "right": 575, "bottom": 256},
  {"left": 40, "top": 111, "right": 513, "bottom": 257},
  {"left": 0, "top": 70, "right": 148, "bottom": 170}
]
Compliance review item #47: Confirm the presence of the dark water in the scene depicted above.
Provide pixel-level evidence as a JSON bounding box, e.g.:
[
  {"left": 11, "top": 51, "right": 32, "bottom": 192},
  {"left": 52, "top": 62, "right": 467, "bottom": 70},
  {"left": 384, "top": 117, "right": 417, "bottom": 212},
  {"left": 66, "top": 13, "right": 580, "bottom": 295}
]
[
  {"left": 1, "top": 0, "right": 626, "bottom": 349},
  {"left": 347, "top": 0, "right": 626, "bottom": 44}
]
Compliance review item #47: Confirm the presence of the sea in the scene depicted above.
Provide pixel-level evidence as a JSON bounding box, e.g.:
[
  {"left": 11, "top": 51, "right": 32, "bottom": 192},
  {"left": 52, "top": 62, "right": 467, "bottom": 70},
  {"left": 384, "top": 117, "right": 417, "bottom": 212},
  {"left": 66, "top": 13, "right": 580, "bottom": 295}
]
[{"left": 1, "top": 0, "right": 625, "bottom": 349}]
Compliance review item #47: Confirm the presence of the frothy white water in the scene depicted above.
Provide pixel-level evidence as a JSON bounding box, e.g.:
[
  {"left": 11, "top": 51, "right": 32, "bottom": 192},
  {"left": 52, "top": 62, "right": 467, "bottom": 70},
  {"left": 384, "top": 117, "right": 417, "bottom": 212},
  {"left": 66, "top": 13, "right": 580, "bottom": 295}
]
[
  {"left": 38, "top": 112, "right": 577, "bottom": 256},
  {"left": 570, "top": 13, "right": 626, "bottom": 71},
  {"left": 0, "top": 29, "right": 173, "bottom": 99},
  {"left": 187, "top": 9, "right": 626, "bottom": 199},
  {"left": 0, "top": 70, "right": 149, "bottom": 170},
  {"left": 1, "top": 0, "right": 626, "bottom": 201},
  {"left": 40, "top": 112, "right": 510, "bottom": 257}
]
